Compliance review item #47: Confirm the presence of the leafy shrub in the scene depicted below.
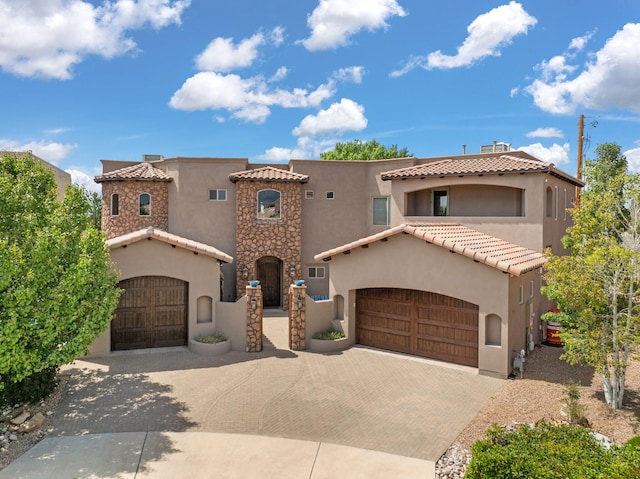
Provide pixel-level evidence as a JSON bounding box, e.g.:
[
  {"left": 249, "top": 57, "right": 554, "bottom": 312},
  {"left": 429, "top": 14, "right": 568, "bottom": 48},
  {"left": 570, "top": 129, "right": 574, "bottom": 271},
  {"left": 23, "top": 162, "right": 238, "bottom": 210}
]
[
  {"left": 624, "top": 436, "right": 640, "bottom": 449},
  {"left": 312, "top": 328, "right": 345, "bottom": 340},
  {"left": 466, "top": 421, "right": 640, "bottom": 479},
  {"left": 194, "top": 332, "right": 227, "bottom": 344},
  {"left": 0, "top": 366, "right": 59, "bottom": 408},
  {"left": 562, "top": 381, "right": 587, "bottom": 426}
]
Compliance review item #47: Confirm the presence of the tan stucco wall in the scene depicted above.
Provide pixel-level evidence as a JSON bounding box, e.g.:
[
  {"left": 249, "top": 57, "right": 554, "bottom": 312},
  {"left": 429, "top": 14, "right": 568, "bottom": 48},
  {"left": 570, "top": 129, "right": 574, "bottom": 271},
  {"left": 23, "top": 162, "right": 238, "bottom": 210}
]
[
  {"left": 88, "top": 238, "right": 221, "bottom": 355},
  {"left": 323, "top": 233, "right": 514, "bottom": 377}
]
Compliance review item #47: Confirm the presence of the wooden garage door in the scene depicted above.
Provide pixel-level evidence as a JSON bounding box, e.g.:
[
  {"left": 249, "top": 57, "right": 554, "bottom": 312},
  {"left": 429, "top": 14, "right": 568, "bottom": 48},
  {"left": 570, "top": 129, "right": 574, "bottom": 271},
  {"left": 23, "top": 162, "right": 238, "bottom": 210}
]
[
  {"left": 111, "top": 276, "right": 188, "bottom": 351},
  {"left": 356, "top": 288, "right": 479, "bottom": 367}
]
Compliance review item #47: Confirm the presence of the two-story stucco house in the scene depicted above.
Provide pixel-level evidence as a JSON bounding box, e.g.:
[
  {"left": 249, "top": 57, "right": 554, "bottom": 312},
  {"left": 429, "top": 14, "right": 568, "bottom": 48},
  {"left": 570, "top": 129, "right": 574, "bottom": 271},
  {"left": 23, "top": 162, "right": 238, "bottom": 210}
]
[{"left": 92, "top": 149, "right": 582, "bottom": 378}]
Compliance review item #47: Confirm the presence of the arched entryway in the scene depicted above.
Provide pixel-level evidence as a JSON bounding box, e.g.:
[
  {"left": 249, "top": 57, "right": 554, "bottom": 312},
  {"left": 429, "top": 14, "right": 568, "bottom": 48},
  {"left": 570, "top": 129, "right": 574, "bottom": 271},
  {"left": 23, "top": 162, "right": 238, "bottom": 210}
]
[{"left": 257, "top": 256, "right": 283, "bottom": 308}]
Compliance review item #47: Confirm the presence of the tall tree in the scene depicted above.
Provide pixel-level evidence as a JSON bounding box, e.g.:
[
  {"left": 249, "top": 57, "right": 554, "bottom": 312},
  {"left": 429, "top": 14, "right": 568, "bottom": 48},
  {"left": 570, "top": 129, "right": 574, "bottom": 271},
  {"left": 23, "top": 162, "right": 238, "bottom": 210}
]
[
  {"left": 0, "top": 153, "right": 120, "bottom": 404},
  {"left": 542, "top": 143, "right": 640, "bottom": 409},
  {"left": 320, "top": 139, "right": 413, "bottom": 161}
]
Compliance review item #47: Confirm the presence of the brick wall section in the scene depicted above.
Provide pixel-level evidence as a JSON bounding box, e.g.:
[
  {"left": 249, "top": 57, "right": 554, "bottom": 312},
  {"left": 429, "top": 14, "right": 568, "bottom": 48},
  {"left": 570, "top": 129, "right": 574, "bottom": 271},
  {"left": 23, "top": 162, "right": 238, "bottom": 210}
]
[
  {"left": 235, "top": 181, "right": 303, "bottom": 308},
  {"left": 101, "top": 180, "right": 169, "bottom": 238}
]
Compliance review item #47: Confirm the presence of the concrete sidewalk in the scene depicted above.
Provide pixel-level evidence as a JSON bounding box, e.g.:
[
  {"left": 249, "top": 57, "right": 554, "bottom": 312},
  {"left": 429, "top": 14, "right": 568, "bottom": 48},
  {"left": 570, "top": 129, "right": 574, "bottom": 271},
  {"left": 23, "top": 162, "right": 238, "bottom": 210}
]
[{"left": 0, "top": 432, "right": 434, "bottom": 478}]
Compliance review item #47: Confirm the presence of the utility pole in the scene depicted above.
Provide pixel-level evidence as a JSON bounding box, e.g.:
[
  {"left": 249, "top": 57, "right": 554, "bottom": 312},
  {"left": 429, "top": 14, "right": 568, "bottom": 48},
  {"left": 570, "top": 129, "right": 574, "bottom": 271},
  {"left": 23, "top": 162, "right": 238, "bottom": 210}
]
[{"left": 576, "top": 114, "right": 584, "bottom": 206}]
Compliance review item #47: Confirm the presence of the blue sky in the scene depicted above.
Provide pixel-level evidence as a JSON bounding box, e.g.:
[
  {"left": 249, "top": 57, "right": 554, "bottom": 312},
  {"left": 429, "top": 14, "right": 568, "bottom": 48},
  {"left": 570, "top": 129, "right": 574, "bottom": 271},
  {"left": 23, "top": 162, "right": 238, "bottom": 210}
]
[{"left": 1, "top": 0, "right": 639, "bottom": 193}]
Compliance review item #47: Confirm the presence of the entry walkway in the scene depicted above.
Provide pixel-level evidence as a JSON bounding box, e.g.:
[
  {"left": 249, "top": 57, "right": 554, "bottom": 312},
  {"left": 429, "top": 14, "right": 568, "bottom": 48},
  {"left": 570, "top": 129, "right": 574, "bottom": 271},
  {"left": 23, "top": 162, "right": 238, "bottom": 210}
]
[{"left": 0, "top": 311, "right": 503, "bottom": 478}]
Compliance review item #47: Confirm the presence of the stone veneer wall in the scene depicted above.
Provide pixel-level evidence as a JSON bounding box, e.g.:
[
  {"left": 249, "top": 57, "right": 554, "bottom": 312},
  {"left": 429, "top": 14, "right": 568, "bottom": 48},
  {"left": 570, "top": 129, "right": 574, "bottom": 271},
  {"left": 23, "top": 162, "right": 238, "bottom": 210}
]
[
  {"left": 246, "top": 285, "right": 263, "bottom": 352},
  {"left": 289, "top": 284, "right": 306, "bottom": 350},
  {"left": 235, "top": 180, "right": 303, "bottom": 309},
  {"left": 101, "top": 180, "right": 169, "bottom": 238}
]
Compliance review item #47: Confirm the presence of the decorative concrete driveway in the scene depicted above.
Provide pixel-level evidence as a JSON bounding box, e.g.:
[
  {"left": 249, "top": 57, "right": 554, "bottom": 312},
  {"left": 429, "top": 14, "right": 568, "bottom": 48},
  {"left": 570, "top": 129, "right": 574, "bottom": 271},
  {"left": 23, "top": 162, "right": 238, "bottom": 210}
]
[{"left": 51, "top": 316, "right": 502, "bottom": 462}]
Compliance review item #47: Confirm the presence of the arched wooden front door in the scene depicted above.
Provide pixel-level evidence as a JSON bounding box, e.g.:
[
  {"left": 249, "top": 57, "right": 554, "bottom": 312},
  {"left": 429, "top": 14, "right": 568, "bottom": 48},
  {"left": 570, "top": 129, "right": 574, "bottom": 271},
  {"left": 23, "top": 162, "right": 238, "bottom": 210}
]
[{"left": 257, "top": 256, "right": 282, "bottom": 307}]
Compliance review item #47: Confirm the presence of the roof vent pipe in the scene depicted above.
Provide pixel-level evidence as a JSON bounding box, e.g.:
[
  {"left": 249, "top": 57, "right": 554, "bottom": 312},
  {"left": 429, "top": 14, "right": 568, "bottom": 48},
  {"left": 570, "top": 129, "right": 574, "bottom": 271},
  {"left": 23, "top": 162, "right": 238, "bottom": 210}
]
[{"left": 462, "top": 144, "right": 466, "bottom": 154}]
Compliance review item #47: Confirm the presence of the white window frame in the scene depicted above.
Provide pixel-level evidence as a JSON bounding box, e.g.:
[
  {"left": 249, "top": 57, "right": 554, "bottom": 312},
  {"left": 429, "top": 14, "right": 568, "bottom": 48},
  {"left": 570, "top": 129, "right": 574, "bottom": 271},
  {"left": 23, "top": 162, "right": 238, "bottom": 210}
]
[
  {"left": 209, "top": 189, "right": 227, "bottom": 201},
  {"left": 519, "top": 285, "right": 524, "bottom": 304},
  {"left": 530, "top": 280, "right": 535, "bottom": 298},
  {"left": 372, "top": 197, "right": 390, "bottom": 226},
  {"left": 305, "top": 190, "right": 314, "bottom": 200},
  {"left": 326, "top": 191, "right": 335, "bottom": 200},
  {"left": 308, "top": 266, "right": 325, "bottom": 279}
]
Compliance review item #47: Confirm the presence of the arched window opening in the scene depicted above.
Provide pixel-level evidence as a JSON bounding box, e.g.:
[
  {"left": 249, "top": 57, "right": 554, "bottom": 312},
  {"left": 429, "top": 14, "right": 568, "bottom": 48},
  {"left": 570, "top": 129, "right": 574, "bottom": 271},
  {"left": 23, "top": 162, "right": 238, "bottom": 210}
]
[
  {"left": 257, "top": 189, "right": 281, "bottom": 219},
  {"left": 546, "top": 187, "right": 553, "bottom": 217},
  {"left": 485, "top": 314, "right": 502, "bottom": 346},
  {"left": 139, "top": 193, "right": 151, "bottom": 216},
  {"left": 111, "top": 193, "right": 119, "bottom": 216}
]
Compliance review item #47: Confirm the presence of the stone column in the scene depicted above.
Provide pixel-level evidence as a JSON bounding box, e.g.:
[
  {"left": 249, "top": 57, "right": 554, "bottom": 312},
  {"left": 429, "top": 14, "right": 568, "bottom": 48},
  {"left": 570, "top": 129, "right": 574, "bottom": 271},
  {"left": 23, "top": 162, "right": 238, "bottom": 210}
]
[
  {"left": 289, "top": 284, "right": 306, "bottom": 351},
  {"left": 246, "top": 285, "right": 263, "bottom": 352}
]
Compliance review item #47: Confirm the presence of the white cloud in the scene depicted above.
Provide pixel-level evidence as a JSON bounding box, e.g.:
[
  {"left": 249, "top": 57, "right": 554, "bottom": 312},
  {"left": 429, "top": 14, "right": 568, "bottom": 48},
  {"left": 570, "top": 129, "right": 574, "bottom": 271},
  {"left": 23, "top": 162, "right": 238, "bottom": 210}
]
[
  {"left": 301, "top": 0, "right": 406, "bottom": 51},
  {"left": 568, "top": 30, "right": 595, "bottom": 54},
  {"left": 169, "top": 65, "right": 361, "bottom": 124},
  {"left": 66, "top": 167, "right": 102, "bottom": 194},
  {"left": 0, "top": 139, "right": 78, "bottom": 165},
  {"left": 391, "top": 2, "right": 536, "bottom": 76},
  {"left": 44, "top": 127, "right": 72, "bottom": 134},
  {"left": 195, "top": 27, "right": 283, "bottom": 73},
  {"left": 525, "top": 127, "right": 564, "bottom": 139},
  {"left": 526, "top": 23, "right": 640, "bottom": 114},
  {"left": 518, "top": 142, "right": 570, "bottom": 165},
  {"left": 0, "top": 0, "right": 190, "bottom": 80},
  {"left": 625, "top": 146, "right": 640, "bottom": 173},
  {"left": 258, "top": 136, "right": 337, "bottom": 161},
  {"left": 292, "top": 98, "right": 367, "bottom": 137},
  {"left": 269, "top": 66, "right": 288, "bottom": 82}
]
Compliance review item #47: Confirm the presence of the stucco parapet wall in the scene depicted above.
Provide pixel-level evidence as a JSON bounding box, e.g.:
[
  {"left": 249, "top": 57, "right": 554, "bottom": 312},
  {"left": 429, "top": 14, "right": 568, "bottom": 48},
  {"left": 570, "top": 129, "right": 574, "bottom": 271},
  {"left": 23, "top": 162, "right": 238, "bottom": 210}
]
[
  {"left": 107, "top": 226, "right": 233, "bottom": 263},
  {"left": 314, "top": 223, "right": 547, "bottom": 277}
]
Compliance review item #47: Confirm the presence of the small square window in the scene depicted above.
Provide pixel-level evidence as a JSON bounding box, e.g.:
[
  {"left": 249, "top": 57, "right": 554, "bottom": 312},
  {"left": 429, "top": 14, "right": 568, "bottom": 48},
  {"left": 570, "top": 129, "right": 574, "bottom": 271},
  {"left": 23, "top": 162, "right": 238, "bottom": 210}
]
[
  {"left": 308, "top": 266, "right": 325, "bottom": 279},
  {"left": 209, "top": 189, "right": 227, "bottom": 201},
  {"left": 305, "top": 190, "right": 314, "bottom": 199},
  {"left": 326, "top": 191, "right": 335, "bottom": 200}
]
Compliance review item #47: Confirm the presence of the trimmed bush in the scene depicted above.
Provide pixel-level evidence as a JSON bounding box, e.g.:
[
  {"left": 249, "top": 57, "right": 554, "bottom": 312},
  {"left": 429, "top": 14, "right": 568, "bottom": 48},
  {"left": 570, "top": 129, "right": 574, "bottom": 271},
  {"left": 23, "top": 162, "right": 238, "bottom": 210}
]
[
  {"left": 466, "top": 421, "right": 640, "bottom": 479},
  {"left": 312, "top": 328, "right": 345, "bottom": 340},
  {"left": 0, "top": 366, "right": 59, "bottom": 408},
  {"left": 194, "top": 332, "right": 227, "bottom": 344}
]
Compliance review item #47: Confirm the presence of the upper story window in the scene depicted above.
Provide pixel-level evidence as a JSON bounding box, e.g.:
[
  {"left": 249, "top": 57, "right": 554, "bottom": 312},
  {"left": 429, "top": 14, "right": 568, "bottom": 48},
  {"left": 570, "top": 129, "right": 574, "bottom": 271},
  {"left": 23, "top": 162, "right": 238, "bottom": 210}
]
[
  {"left": 434, "top": 190, "right": 448, "bottom": 216},
  {"left": 373, "top": 197, "right": 390, "bottom": 226},
  {"left": 110, "top": 193, "right": 119, "bottom": 216},
  {"left": 305, "top": 190, "right": 314, "bottom": 199},
  {"left": 308, "top": 266, "right": 325, "bottom": 279},
  {"left": 257, "top": 189, "right": 281, "bottom": 219},
  {"left": 139, "top": 193, "right": 151, "bottom": 216},
  {"left": 326, "top": 191, "right": 335, "bottom": 200},
  {"left": 209, "top": 189, "right": 227, "bottom": 201},
  {"left": 546, "top": 186, "right": 553, "bottom": 217}
]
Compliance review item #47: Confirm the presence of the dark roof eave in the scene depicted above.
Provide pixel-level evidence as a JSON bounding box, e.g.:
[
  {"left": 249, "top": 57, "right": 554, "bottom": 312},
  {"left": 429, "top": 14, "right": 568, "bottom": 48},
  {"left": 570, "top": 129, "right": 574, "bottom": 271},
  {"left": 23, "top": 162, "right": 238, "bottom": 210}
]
[
  {"left": 381, "top": 169, "right": 548, "bottom": 181},
  {"left": 94, "top": 177, "right": 173, "bottom": 183}
]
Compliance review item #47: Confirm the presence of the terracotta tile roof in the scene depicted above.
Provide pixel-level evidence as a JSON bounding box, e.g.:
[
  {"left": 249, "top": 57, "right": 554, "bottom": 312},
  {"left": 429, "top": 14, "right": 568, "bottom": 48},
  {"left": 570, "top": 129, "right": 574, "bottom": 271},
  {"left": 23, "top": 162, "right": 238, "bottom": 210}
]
[
  {"left": 229, "top": 166, "right": 309, "bottom": 183},
  {"left": 107, "top": 227, "right": 233, "bottom": 263},
  {"left": 381, "top": 154, "right": 584, "bottom": 186},
  {"left": 94, "top": 162, "right": 172, "bottom": 183},
  {"left": 314, "top": 223, "right": 547, "bottom": 276}
]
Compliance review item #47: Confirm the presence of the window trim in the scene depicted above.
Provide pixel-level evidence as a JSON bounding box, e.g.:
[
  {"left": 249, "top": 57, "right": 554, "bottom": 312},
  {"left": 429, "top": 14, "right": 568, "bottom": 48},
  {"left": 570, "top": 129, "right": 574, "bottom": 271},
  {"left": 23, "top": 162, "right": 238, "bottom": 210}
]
[
  {"left": 372, "top": 196, "right": 390, "bottom": 226},
  {"left": 307, "top": 266, "right": 325, "bottom": 279},
  {"left": 209, "top": 189, "right": 227, "bottom": 201},
  {"left": 139, "top": 193, "right": 151, "bottom": 216},
  {"left": 519, "top": 285, "right": 524, "bottom": 304},
  {"left": 433, "top": 189, "right": 449, "bottom": 216},
  {"left": 305, "top": 190, "right": 314, "bottom": 200},
  {"left": 257, "top": 188, "right": 281, "bottom": 220},
  {"left": 110, "top": 193, "right": 119, "bottom": 216}
]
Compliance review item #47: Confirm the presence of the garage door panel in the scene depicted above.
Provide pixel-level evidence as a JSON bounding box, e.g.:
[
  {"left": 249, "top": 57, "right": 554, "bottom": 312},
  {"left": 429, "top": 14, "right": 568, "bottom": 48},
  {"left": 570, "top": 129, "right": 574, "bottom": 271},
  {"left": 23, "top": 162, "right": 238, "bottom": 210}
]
[
  {"left": 357, "top": 288, "right": 478, "bottom": 367},
  {"left": 112, "top": 276, "right": 188, "bottom": 351}
]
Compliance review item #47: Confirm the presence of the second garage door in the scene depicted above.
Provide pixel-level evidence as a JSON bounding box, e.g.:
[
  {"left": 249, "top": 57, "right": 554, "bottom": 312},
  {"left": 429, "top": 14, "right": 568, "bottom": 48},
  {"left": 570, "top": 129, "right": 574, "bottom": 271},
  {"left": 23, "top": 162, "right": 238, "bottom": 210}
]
[
  {"left": 111, "top": 276, "right": 188, "bottom": 351},
  {"left": 356, "top": 288, "right": 479, "bottom": 367}
]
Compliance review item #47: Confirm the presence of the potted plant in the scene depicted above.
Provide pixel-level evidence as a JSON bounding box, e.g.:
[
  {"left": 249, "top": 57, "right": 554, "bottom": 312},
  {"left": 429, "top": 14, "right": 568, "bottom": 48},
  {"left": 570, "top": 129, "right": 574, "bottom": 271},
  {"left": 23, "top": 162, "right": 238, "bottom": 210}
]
[
  {"left": 309, "top": 328, "right": 348, "bottom": 353},
  {"left": 189, "top": 331, "right": 232, "bottom": 356}
]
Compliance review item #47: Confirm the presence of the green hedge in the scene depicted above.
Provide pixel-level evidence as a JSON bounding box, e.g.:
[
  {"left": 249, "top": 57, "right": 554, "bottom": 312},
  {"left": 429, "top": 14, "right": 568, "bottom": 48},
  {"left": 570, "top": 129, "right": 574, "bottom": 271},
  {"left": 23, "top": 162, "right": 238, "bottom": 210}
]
[
  {"left": 466, "top": 422, "right": 640, "bottom": 479},
  {"left": 0, "top": 366, "right": 59, "bottom": 408}
]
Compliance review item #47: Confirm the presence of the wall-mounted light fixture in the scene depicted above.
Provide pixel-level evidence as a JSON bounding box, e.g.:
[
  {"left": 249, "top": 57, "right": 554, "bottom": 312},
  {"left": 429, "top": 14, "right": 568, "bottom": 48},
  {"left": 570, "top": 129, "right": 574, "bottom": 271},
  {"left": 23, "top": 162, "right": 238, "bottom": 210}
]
[
  {"left": 242, "top": 265, "right": 249, "bottom": 278},
  {"left": 297, "top": 294, "right": 303, "bottom": 309},
  {"left": 289, "top": 265, "right": 296, "bottom": 277},
  {"left": 250, "top": 297, "right": 258, "bottom": 310}
]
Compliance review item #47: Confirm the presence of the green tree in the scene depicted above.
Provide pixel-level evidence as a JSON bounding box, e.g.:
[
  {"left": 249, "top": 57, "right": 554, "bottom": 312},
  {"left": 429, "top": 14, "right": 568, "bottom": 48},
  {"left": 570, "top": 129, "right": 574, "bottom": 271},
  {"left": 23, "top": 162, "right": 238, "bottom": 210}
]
[
  {"left": 320, "top": 139, "right": 413, "bottom": 161},
  {"left": 542, "top": 143, "right": 640, "bottom": 409},
  {"left": 0, "top": 153, "right": 120, "bottom": 405}
]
